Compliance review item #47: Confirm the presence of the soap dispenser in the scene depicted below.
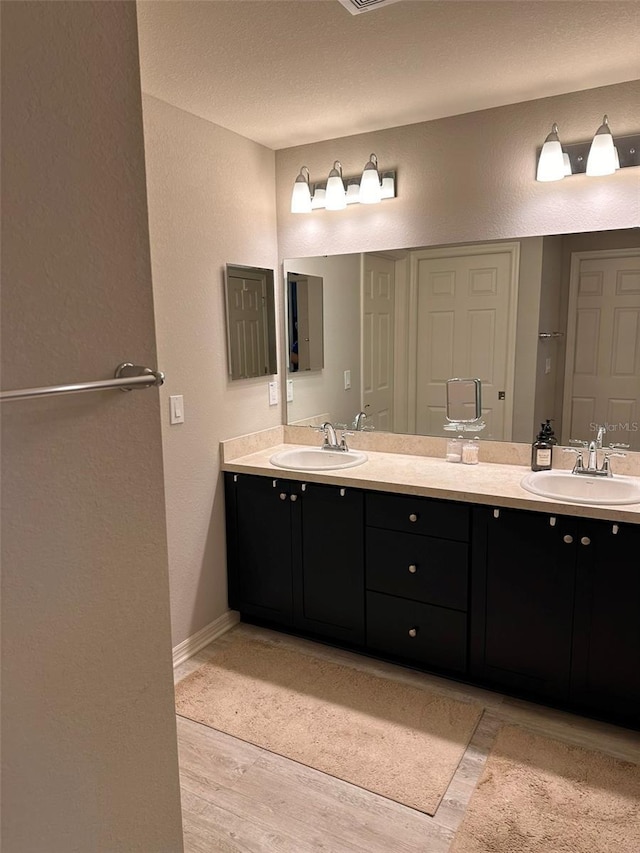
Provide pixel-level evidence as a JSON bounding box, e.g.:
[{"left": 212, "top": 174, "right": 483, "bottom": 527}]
[{"left": 531, "top": 420, "right": 554, "bottom": 471}]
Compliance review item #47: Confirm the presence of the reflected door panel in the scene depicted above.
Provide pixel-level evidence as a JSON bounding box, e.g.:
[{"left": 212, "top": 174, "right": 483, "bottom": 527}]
[
  {"left": 227, "top": 274, "right": 267, "bottom": 379},
  {"left": 414, "top": 251, "right": 515, "bottom": 440},
  {"left": 565, "top": 251, "right": 640, "bottom": 451}
]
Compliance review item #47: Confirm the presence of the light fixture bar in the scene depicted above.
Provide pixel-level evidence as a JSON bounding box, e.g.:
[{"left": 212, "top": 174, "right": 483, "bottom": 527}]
[
  {"left": 305, "top": 170, "right": 396, "bottom": 211},
  {"left": 536, "top": 132, "right": 640, "bottom": 178}
]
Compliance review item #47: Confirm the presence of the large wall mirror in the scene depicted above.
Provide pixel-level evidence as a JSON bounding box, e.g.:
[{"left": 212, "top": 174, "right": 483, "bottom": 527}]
[
  {"left": 283, "top": 229, "right": 640, "bottom": 450},
  {"left": 225, "top": 264, "right": 277, "bottom": 380}
]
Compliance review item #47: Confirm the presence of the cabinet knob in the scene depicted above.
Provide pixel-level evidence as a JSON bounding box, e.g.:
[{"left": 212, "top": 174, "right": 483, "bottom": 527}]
[
  {"left": 279, "top": 493, "right": 287, "bottom": 501},
  {"left": 408, "top": 564, "right": 417, "bottom": 574},
  {"left": 290, "top": 494, "right": 298, "bottom": 502},
  {"left": 580, "top": 536, "right": 590, "bottom": 546},
  {"left": 408, "top": 627, "right": 418, "bottom": 638},
  {"left": 563, "top": 534, "right": 573, "bottom": 544},
  {"left": 409, "top": 513, "right": 418, "bottom": 523}
]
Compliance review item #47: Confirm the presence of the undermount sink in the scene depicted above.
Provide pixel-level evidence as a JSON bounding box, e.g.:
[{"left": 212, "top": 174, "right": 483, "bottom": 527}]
[
  {"left": 521, "top": 470, "right": 640, "bottom": 506},
  {"left": 270, "top": 447, "right": 368, "bottom": 472}
]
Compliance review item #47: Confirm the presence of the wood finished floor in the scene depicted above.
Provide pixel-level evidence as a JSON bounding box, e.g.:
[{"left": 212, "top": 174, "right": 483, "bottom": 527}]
[{"left": 174, "top": 624, "right": 640, "bottom": 853}]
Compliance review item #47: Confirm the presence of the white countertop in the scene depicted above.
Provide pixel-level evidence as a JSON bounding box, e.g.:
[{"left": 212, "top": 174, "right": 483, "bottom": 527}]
[{"left": 222, "top": 443, "right": 640, "bottom": 524}]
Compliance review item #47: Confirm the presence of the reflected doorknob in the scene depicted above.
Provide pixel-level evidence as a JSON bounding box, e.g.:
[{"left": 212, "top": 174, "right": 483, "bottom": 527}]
[{"left": 408, "top": 627, "right": 418, "bottom": 638}]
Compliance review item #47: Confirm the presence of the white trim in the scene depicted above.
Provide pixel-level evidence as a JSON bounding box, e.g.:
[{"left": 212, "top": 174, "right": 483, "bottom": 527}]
[{"left": 172, "top": 611, "right": 240, "bottom": 668}]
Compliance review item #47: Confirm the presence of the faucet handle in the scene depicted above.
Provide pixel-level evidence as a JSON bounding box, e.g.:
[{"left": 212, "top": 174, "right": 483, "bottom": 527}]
[
  {"left": 569, "top": 439, "right": 588, "bottom": 447},
  {"left": 608, "top": 442, "right": 630, "bottom": 450}
]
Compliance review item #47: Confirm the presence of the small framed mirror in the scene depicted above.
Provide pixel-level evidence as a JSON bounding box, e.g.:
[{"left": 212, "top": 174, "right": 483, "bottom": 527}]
[
  {"left": 446, "top": 378, "right": 482, "bottom": 423},
  {"left": 225, "top": 264, "right": 277, "bottom": 380},
  {"left": 287, "top": 272, "right": 324, "bottom": 372}
]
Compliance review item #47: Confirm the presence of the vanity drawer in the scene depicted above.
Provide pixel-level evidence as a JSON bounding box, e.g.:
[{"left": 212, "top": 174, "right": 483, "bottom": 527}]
[
  {"left": 366, "top": 527, "right": 468, "bottom": 611},
  {"left": 366, "top": 591, "right": 467, "bottom": 673},
  {"left": 366, "top": 492, "right": 470, "bottom": 541}
]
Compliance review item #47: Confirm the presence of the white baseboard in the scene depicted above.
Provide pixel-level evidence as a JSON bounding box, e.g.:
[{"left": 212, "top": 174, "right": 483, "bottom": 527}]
[{"left": 172, "top": 610, "right": 240, "bottom": 668}]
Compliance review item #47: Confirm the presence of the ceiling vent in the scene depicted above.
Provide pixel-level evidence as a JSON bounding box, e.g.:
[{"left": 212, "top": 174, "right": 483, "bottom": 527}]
[{"left": 337, "top": 0, "right": 402, "bottom": 14}]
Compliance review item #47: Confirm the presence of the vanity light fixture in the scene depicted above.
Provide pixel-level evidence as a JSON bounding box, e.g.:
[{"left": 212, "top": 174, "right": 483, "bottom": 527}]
[
  {"left": 325, "top": 161, "right": 347, "bottom": 210},
  {"left": 535, "top": 116, "right": 639, "bottom": 182},
  {"left": 586, "top": 115, "right": 617, "bottom": 176},
  {"left": 290, "top": 153, "right": 396, "bottom": 213},
  {"left": 290, "top": 166, "right": 312, "bottom": 213},
  {"left": 358, "top": 153, "right": 383, "bottom": 204}
]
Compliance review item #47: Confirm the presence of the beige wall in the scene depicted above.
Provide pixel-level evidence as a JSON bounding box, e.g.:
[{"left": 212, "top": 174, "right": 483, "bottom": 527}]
[
  {"left": 284, "top": 254, "right": 362, "bottom": 428},
  {"left": 1, "top": 4, "right": 183, "bottom": 852},
  {"left": 141, "top": 94, "right": 279, "bottom": 647},
  {"left": 276, "top": 81, "right": 639, "bottom": 260}
]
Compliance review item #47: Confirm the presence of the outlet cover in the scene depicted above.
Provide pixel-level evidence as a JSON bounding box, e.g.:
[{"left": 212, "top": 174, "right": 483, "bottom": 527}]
[
  {"left": 344, "top": 369, "right": 351, "bottom": 390},
  {"left": 286, "top": 379, "right": 294, "bottom": 402},
  {"left": 268, "top": 380, "right": 279, "bottom": 406}
]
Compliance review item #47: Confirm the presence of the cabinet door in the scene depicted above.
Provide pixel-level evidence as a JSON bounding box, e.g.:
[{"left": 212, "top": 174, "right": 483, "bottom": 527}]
[
  {"left": 226, "top": 474, "right": 295, "bottom": 625},
  {"left": 471, "top": 507, "right": 577, "bottom": 699},
  {"left": 294, "top": 483, "right": 365, "bottom": 644},
  {"left": 572, "top": 520, "right": 640, "bottom": 725}
]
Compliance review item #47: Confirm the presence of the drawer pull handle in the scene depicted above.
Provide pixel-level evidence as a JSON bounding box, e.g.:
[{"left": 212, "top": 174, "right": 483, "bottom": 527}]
[
  {"left": 301, "top": 484, "right": 307, "bottom": 492},
  {"left": 340, "top": 488, "right": 346, "bottom": 497},
  {"left": 563, "top": 534, "right": 573, "bottom": 544},
  {"left": 612, "top": 524, "right": 619, "bottom": 535},
  {"left": 290, "top": 494, "right": 298, "bottom": 502},
  {"left": 408, "top": 564, "right": 417, "bottom": 574},
  {"left": 581, "top": 536, "right": 590, "bottom": 546},
  {"left": 549, "top": 516, "right": 556, "bottom": 527},
  {"left": 409, "top": 513, "right": 418, "bottom": 523},
  {"left": 408, "top": 627, "right": 418, "bottom": 638},
  {"left": 279, "top": 493, "right": 287, "bottom": 501}
]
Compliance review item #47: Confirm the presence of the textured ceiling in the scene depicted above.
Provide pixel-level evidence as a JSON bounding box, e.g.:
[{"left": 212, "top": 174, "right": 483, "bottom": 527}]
[{"left": 137, "top": 0, "right": 640, "bottom": 150}]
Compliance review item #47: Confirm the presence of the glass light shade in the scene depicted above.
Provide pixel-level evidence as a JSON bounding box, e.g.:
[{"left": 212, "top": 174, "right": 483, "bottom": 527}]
[
  {"left": 311, "top": 187, "right": 326, "bottom": 209},
  {"left": 614, "top": 147, "right": 621, "bottom": 170},
  {"left": 381, "top": 174, "right": 395, "bottom": 199},
  {"left": 290, "top": 167, "right": 312, "bottom": 213},
  {"left": 325, "top": 161, "right": 346, "bottom": 210},
  {"left": 359, "top": 153, "right": 382, "bottom": 204},
  {"left": 291, "top": 180, "right": 312, "bottom": 213},
  {"left": 586, "top": 116, "right": 616, "bottom": 177},
  {"left": 345, "top": 181, "right": 360, "bottom": 204},
  {"left": 563, "top": 153, "right": 572, "bottom": 176},
  {"left": 536, "top": 124, "right": 565, "bottom": 182}
]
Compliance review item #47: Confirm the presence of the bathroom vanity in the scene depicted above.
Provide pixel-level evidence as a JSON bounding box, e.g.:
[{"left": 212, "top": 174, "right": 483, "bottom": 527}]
[{"left": 223, "top": 439, "right": 640, "bottom": 729}]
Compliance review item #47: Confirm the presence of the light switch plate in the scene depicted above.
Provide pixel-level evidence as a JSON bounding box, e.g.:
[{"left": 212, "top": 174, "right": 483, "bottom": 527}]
[
  {"left": 286, "top": 379, "right": 294, "bottom": 402},
  {"left": 169, "top": 395, "right": 184, "bottom": 424},
  {"left": 344, "top": 369, "right": 351, "bottom": 390},
  {"left": 268, "top": 380, "right": 279, "bottom": 406}
]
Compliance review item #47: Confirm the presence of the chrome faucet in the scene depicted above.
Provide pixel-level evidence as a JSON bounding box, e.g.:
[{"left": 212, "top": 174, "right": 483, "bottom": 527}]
[
  {"left": 311, "top": 421, "right": 353, "bottom": 451},
  {"left": 565, "top": 425, "right": 627, "bottom": 477},
  {"left": 320, "top": 421, "right": 339, "bottom": 449},
  {"left": 353, "top": 411, "right": 367, "bottom": 430}
]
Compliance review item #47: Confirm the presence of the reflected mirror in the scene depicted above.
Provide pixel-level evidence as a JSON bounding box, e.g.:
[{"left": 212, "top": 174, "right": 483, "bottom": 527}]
[
  {"left": 225, "top": 264, "right": 277, "bottom": 380},
  {"left": 284, "top": 229, "right": 639, "bottom": 449},
  {"left": 287, "top": 272, "right": 324, "bottom": 372},
  {"left": 446, "top": 378, "right": 482, "bottom": 423}
]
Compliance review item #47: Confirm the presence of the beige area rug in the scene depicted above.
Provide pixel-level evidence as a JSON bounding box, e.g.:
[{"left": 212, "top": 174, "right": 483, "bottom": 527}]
[
  {"left": 175, "top": 633, "right": 482, "bottom": 814},
  {"left": 451, "top": 724, "right": 640, "bottom": 853}
]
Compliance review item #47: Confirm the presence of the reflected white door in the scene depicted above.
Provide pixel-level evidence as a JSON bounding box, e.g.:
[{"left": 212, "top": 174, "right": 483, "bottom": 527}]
[
  {"left": 413, "top": 248, "right": 518, "bottom": 440},
  {"left": 563, "top": 250, "right": 640, "bottom": 451},
  {"left": 227, "top": 272, "right": 267, "bottom": 378},
  {"left": 362, "top": 255, "right": 395, "bottom": 430}
]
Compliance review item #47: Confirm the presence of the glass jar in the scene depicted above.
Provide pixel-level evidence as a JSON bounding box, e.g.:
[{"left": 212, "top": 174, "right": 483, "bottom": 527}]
[
  {"left": 445, "top": 437, "right": 462, "bottom": 462},
  {"left": 461, "top": 438, "right": 480, "bottom": 464}
]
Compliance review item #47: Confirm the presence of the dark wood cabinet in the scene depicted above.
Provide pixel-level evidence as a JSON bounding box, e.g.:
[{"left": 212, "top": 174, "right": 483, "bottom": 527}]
[
  {"left": 225, "top": 473, "right": 364, "bottom": 643},
  {"left": 571, "top": 519, "right": 640, "bottom": 725},
  {"left": 226, "top": 471, "right": 640, "bottom": 728},
  {"left": 472, "top": 506, "right": 640, "bottom": 723},
  {"left": 471, "top": 507, "right": 577, "bottom": 699},
  {"left": 365, "top": 492, "right": 470, "bottom": 674}
]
